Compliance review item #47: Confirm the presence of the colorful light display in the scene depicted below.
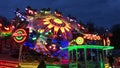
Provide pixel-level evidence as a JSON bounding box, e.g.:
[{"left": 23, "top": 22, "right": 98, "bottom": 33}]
[
  {"left": 12, "top": 29, "right": 27, "bottom": 43},
  {"left": 10, "top": 7, "right": 114, "bottom": 66}
]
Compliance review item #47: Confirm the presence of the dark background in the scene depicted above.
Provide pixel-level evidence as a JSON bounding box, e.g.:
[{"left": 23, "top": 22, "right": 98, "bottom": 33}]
[{"left": 0, "top": 0, "right": 120, "bottom": 28}]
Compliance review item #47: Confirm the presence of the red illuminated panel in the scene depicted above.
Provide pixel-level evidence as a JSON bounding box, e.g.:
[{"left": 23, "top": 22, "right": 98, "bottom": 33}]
[{"left": 12, "top": 29, "right": 27, "bottom": 43}]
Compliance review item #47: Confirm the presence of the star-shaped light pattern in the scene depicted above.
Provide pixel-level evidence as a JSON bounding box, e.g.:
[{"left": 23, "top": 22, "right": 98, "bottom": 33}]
[{"left": 36, "top": 16, "right": 73, "bottom": 39}]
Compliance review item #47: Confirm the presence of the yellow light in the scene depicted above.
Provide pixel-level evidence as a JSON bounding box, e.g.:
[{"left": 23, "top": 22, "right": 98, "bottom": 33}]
[
  {"left": 105, "top": 63, "right": 109, "bottom": 68},
  {"left": 47, "top": 24, "right": 54, "bottom": 29},
  {"left": 54, "top": 18, "right": 62, "bottom": 24},
  {"left": 43, "top": 18, "right": 51, "bottom": 21},
  {"left": 97, "top": 36, "right": 101, "bottom": 40},
  {"left": 60, "top": 27, "right": 65, "bottom": 33},
  {"left": 66, "top": 24, "right": 71, "bottom": 29},
  {"left": 38, "top": 29, "right": 44, "bottom": 33},
  {"left": 76, "top": 36, "right": 84, "bottom": 45},
  {"left": 65, "top": 27, "right": 69, "bottom": 31},
  {"left": 54, "top": 26, "right": 59, "bottom": 31},
  {"left": 44, "top": 22, "right": 50, "bottom": 25},
  {"left": 103, "top": 39, "right": 106, "bottom": 46},
  {"left": 4, "top": 27, "right": 10, "bottom": 31}
]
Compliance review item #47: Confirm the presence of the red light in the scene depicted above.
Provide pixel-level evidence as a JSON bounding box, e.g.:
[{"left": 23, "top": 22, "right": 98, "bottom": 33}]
[
  {"left": 49, "top": 46, "right": 52, "bottom": 49},
  {"left": 0, "top": 23, "right": 2, "bottom": 27}
]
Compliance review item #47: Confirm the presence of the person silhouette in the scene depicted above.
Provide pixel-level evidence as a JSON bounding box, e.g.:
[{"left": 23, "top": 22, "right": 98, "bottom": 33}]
[{"left": 37, "top": 60, "right": 46, "bottom": 68}]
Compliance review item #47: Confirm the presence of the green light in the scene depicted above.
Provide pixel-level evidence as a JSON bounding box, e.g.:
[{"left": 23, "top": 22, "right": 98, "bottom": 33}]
[
  {"left": 100, "top": 54, "right": 104, "bottom": 68},
  {"left": 15, "top": 31, "right": 23, "bottom": 41},
  {"left": 2, "top": 31, "right": 12, "bottom": 37},
  {"left": 54, "top": 19, "right": 62, "bottom": 24},
  {"left": 16, "top": 36, "right": 23, "bottom": 41},
  {"left": 61, "top": 45, "right": 114, "bottom": 51},
  {"left": 46, "top": 64, "right": 61, "bottom": 68},
  {"left": 32, "top": 37, "right": 37, "bottom": 40},
  {"left": 45, "top": 32, "right": 49, "bottom": 35}
]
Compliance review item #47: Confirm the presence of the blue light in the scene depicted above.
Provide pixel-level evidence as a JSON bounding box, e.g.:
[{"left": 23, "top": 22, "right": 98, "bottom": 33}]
[
  {"left": 23, "top": 42, "right": 34, "bottom": 49},
  {"left": 15, "top": 11, "right": 27, "bottom": 21},
  {"left": 61, "top": 40, "right": 69, "bottom": 48}
]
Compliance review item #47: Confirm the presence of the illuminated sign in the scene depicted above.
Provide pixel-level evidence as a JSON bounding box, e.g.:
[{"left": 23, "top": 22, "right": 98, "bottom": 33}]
[
  {"left": 83, "top": 34, "right": 101, "bottom": 40},
  {"left": 76, "top": 36, "right": 84, "bottom": 45},
  {"left": 12, "top": 29, "right": 27, "bottom": 43}
]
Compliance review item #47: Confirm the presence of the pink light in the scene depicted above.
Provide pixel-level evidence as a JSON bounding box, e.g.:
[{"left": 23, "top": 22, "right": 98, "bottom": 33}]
[
  {"left": 61, "top": 59, "right": 68, "bottom": 64},
  {"left": 59, "top": 47, "right": 62, "bottom": 49},
  {"left": 49, "top": 46, "right": 52, "bottom": 49},
  {"left": 28, "top": 10, "right": 33, "bottom": 15},
  {"left": 52, "top": 44, "right": 56, "bottom": 47},
  {"left": 53, "top": 47, "right": 56, "bottom": 50}
]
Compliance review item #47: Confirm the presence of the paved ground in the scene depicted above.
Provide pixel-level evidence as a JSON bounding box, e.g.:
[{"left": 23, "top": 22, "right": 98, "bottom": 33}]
[
  {"left": 0, "top": 60, "right": 18, "bottom": 68},
  {"left": 0, "top": 54, "right": 61, "bottom": 68},
  {"left": 0, "top": 54, "right": 18, "bottom": 68}
]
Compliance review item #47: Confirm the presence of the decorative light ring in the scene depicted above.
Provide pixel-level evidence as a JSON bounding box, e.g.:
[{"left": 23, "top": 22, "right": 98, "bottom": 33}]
[
  {"left": 53, "top": 18, "right": 63, "bottom": 24},
  {"left": 12, "top": 29, "right": 27, "bottom": 43},
  {"left": 76, "top": 36, "right": 84, "bottom": 45},
  {"left": 45, "top": 18, "right": 66, "bottom": 27}
]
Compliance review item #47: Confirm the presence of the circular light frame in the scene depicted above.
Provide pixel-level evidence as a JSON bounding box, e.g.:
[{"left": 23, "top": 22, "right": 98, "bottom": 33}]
[
  {"left": 12, "top": 29, "right": 27, "bottom": 43},
  {"left": 76, "top": 36, "right": 84, "bottom": 45}
]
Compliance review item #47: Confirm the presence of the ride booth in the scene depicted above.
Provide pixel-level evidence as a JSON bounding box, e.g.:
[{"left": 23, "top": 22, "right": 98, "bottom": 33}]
[{"left": 62, "top": 34, "right": 114, "bottom": 68}]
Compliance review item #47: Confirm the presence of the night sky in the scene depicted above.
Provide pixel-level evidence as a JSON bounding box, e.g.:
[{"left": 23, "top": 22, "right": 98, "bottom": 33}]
[{"left": 0, "top": 0, "right": 120, "bottom": 28}]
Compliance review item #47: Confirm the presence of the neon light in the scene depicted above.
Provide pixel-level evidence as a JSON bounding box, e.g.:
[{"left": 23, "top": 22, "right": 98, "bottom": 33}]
[
  {"left": 32, "top": 37, "right": 37, "bottom": 40},
  {"left": 76, "top": 36, "right": 84, "bottom": 45},
  {"left": 12, "top": 29, "right": 27, "bottom": 43},
  {"left": 106, "top": 37, "right": 110, "bottom": 46},
  {"left": 60, "top": 27, "right": 65, "bottom": 32},
  {"left": 47, "top": 24, "right": 54, "bottom": 29},
  {"left": 4, "top": 27, "right": 10, "bottom": 31},
  {"left": 54, "top": 26, "right": 59, "bottom": 32},
  {"left": 38, "top": 29, "right": 44, "bottom": 33},
  {"left": 44, "top": 22, "right": 50, "bottom": 25},
  {"left": 16, "top": 36, "right": 23, "bottom": 40},
  {"left": 83, "top": 34, "right": 101, "bottom": 40},
  {"left": 61, "top": 45, "right": 114, "bottom": 51}
]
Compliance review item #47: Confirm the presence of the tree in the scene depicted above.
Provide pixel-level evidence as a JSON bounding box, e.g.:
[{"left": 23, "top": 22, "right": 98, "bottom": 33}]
[
  {"left": 95, "top": 26, "right": 106, "bottom": 35},
  {"left": 0, "top": 16, "right": 10, "bottom": 26},
  {"left": 110, "top": 24, "right": 120, "bottom": 49},
  {"left": 86, "top": 22, "right": 95, "bottom": 33}
]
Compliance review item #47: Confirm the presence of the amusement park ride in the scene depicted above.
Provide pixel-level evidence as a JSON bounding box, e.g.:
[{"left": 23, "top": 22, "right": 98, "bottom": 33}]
[{"left": 0, "top": 6, "right": 114, "bottom": 68}]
